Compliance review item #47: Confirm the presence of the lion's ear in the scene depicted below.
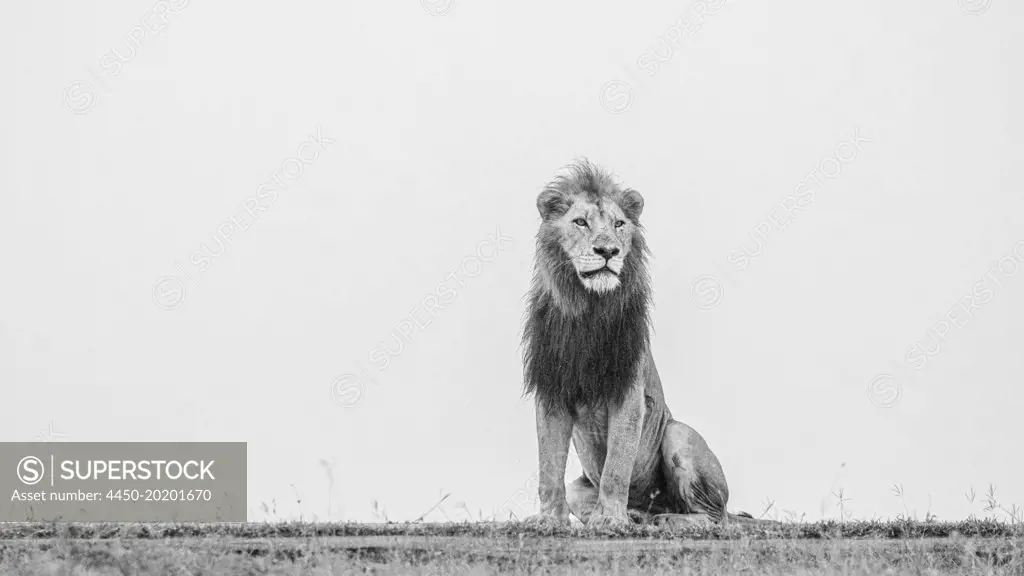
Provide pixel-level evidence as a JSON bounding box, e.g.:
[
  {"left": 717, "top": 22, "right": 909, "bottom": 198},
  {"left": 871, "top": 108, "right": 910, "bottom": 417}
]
[
  {"left": 620, "top": 188, "right": 644, "bottom": 222},
  {"left": 536, "top": 188, "right": 568, "bottom": 220}
]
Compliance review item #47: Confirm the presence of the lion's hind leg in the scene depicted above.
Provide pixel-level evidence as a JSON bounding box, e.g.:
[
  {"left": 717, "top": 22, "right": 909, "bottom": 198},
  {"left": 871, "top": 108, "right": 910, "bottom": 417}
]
[
  {"left": 567, "top": 475, "right": 662, "bottom": 525},
  {"left": 565, "top": 474, "right": 599, "bottom": 524},
  {"left": 657, "top": 419, "right": 729, "bottom": 526}
]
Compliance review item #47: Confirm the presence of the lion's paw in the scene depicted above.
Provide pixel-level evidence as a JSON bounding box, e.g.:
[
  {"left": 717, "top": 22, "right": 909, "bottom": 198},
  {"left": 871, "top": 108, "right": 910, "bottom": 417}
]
[
  {"left": 587, "top": 513, "right": 631, "bottom": 529},
  {"left": 627, "top": 509, "right": 654, "bottom": 525},
  {"left": 522, "top": 512, "right": 570, "bottom": 528}
]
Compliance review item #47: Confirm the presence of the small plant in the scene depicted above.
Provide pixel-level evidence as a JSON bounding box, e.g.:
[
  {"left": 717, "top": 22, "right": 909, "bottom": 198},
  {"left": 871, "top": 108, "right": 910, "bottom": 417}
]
[
  {"left": 965, "top": 486, "right": 978, "bottom": 521},
  {"left": 892, "top": 483, "right": 912, "bottom": 520},
  {"left": 371, "top": 499, "right": 390, "bottom": 523},
  {"left": 832, "top": 488, "right": 852, "bottom": 523},
  {"left": 289, "top": 484, "right": 303, "bottom": 522},
  {"left": 924, "top": 493, "right": 938, "bottom": 523},
  {"left": 782, "top": 509, "right": 805, "bottom": 523},
  {"left": 319, "top": 458, "right": 337, "bottom": 520},
  {"left": 413, "top": 490, "right": 452, "bottom": 523},
  {"left": 982, "top": 484, "right": 1024, "bottom": 524},
  {"left": 455, "top": 501, "right": 478, "bottom": 522},
  {"left": 259, "top": 499, "right": 278, "bottom": 521},
  {"left": 433, "top": 498, "right": 476, "bottom": 523}
]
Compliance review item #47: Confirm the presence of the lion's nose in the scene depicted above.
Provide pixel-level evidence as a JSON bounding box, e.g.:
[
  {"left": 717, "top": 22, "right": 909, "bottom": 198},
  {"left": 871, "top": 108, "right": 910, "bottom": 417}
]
[{"left": 593, "top": 246, "right": 620, "bottom": 260}]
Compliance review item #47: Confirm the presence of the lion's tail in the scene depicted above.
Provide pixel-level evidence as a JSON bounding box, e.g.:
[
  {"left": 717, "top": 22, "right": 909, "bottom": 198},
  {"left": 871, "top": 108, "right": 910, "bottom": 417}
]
[{"left": 725, "top": 511, "right": 782, "bottom": 525}]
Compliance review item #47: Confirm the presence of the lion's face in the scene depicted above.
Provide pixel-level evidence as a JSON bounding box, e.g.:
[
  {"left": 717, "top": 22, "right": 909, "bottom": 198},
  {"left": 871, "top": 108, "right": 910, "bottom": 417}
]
[
  {"left": 524, "top": 160, "right": 653, "bottom": 420},
  {"left": 554, "top": 198, "right": 633, "bottom": 294},
  {"left": 535, "top": 164, "right": 645, "bottom": 296}
]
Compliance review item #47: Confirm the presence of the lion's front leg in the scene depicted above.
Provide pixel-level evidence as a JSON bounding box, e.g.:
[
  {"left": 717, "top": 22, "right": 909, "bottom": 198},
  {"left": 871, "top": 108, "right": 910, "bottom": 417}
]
[
  {"left": 589, "top": 381, "right": 645, "bottom": 528},
  {"left": 524, "top": 397, "right": 573, "bottom": 527}
]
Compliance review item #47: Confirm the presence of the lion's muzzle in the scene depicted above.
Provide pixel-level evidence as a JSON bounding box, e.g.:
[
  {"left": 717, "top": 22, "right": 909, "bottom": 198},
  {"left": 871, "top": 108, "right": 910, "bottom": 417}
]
[
  {"left": 593, "top": 245, "right": 620, "bottom": 261},
  {"left": 580, "top": 267, "right": 617, "bottom": 279}
]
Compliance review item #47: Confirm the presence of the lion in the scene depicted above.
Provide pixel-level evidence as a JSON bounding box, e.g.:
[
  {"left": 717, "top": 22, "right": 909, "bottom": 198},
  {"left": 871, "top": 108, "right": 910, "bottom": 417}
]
[{"left": 520, "top": 159, "right": 774, "bottom": 528}]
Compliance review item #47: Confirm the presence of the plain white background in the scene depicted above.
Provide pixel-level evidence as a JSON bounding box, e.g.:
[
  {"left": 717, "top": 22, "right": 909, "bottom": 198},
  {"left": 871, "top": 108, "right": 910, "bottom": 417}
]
[{"left": 2, "top": 0, "right": 1020, "bottom": 523}]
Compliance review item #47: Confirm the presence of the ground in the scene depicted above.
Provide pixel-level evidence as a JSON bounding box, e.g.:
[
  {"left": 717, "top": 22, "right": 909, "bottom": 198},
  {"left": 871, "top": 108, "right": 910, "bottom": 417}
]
[{"left": 0, "top": 520, "right": 1022, "bottom": 574}]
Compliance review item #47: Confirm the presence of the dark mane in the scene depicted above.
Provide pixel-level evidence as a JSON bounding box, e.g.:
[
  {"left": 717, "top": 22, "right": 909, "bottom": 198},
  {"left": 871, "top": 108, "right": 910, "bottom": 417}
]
[{"left": 521, "top": 161, "right": 653, "bottom": 417}]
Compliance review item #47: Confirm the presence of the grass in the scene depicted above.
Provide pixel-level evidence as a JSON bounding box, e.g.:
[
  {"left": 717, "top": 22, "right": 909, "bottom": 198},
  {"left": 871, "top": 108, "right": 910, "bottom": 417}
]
[
  {"left": 2, "top": 484, "right": 1021, "bottom": 573},
  {"left": 1, "top": 519, "right": 1023, "bottom": 575}
]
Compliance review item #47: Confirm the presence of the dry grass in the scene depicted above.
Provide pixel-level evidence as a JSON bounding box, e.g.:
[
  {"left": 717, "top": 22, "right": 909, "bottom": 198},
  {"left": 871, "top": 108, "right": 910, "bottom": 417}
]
[
  {"left": 1, "top": 519, "right": 1023, "bottom": 575},
  {"left": 2, "top": 484, "right": 1020, "bottom": 574}
]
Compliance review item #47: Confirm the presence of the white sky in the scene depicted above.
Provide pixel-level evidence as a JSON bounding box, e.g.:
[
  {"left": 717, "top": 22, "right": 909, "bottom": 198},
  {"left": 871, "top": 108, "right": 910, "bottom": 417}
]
[{"left": 2, "top": 0, "right": 1021, "bottom": 524}]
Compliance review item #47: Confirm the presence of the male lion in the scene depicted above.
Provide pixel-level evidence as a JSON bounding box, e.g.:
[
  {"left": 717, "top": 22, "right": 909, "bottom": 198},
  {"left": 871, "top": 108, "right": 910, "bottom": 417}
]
[{"left": 521, "top": 160, "right": 769, "bottom": 528}]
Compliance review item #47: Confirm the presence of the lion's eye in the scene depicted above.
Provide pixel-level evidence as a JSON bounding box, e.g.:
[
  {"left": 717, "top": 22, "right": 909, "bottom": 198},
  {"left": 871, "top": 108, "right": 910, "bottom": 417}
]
[
  {"left": 573, "top": 218, "right": 588, "bottom": 227},
  {"left": 615, "top": 220, "right": 626, "bottom": 228}
]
